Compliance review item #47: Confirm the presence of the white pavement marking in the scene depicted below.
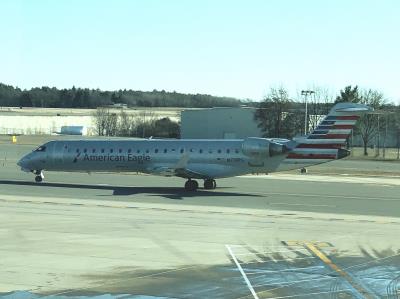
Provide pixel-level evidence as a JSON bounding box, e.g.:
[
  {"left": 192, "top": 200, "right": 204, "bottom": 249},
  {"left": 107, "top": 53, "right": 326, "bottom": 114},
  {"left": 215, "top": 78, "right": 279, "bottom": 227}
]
[
  {"left": 225, "top": 244, "right": 259, "bottom": 299},
  {"left": 252, "top": 191, "right": 400, "bottom": 202},
  {"left": 245, "top": 265, "right": 325, "bottom": 275},
  {"left": 233, "top": 248, "right": 310, "bottom": 257},
  {"left": 242, "top": 256, "right": 317, "bottom": 265},
  {"left": 269, "top": 202, "right": 336, "bottom": 208},
  {"left": 265, "top": 289, "right": 354, "bottom": 299},
  {"left": 227, "top": 244, "right": 305, "bottom": 248},
  {"left": 239, "top": 173, "right": 400, "bottom": 186}
]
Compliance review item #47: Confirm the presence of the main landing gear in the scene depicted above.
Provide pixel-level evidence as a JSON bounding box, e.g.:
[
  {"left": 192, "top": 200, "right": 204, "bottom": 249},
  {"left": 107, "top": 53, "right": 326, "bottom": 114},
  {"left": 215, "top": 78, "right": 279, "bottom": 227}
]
[
  {"left": 34, "top": 170, "right": 44, "bottom": 182},
  {"left": 184, "top": 179, "right": 217, "bottom": 191},
  {"left": 184, "top": 179, "right": 198, "bottom": 191},
  {"left": 204, "top": 179, "right": 217, "bottom": 190},
  {"left": 300, "top": 167, "right": 308, "bottom": 174}
]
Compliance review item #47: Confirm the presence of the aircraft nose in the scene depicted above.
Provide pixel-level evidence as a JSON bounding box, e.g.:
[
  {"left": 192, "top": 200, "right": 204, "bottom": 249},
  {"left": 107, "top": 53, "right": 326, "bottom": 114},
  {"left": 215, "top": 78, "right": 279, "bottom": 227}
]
[
  {"left": 17, "top": 157, "right": 26, "bottom": 167},
  {"left": 18, "top": 156, "right": 31, "bottom": 170}
]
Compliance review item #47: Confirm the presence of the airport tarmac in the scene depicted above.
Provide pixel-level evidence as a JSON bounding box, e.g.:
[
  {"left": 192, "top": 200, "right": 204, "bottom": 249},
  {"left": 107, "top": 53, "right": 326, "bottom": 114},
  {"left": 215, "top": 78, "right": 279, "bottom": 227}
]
[{"left": 1, "top": 142, "right": 400, "bottom": 298}]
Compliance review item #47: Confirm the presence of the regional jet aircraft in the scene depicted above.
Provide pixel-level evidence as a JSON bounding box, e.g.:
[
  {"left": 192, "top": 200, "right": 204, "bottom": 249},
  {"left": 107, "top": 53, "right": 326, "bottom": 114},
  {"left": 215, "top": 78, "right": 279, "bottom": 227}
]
[{"left": 18, "top": 102, "right": 371, "bottom": 191}]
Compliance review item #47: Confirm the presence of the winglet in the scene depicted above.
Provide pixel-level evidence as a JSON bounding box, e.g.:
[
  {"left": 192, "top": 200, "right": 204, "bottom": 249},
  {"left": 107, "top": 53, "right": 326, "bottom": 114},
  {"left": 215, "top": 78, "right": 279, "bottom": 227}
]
[{"left": 333, "top": 103, "right": 373, "bottom": 113}]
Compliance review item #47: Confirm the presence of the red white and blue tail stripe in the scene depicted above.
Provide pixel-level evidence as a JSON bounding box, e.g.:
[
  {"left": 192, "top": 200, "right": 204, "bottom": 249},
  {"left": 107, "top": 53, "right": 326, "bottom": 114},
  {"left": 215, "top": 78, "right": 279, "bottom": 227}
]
[{"left": 283, "top": 102, "right": 372, "bottom": 167}]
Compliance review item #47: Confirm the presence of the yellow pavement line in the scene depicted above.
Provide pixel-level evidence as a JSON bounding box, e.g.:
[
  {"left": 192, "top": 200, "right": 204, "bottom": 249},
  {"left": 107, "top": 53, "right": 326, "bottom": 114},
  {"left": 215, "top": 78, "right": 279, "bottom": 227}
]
[{"left": 304, "top": 242, "right": 373, "bottom": 299}]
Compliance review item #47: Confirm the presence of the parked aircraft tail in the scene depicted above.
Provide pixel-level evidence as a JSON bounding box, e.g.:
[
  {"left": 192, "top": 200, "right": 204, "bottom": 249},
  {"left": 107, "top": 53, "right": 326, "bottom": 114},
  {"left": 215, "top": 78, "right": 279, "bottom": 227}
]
[{"left": 286, "top": 102, "right": 372, "bottom": 162}]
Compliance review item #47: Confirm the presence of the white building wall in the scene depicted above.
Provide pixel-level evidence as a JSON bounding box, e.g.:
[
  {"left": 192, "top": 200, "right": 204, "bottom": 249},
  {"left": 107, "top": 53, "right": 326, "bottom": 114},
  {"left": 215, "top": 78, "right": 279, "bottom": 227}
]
[
  {"left": 181, "top": 107, "right": 263, "bottom": 139},
  {"left": 0, "top": 115, "right": 93, "bottom": 135}
]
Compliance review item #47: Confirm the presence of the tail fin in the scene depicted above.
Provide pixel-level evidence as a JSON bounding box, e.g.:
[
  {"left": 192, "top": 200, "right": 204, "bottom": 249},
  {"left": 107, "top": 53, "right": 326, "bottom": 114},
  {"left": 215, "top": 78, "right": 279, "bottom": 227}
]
[
  {"left": 287, "top": 102, "right": 372, "bottom": 161},
  {"left": 306, "top": 102, "right": 371, "bottom": 142}
]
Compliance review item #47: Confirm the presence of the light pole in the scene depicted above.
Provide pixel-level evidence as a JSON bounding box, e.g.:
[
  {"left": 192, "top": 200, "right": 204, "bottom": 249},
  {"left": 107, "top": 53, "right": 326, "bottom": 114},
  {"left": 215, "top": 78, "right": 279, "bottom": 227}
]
[{"left": 301, "top": 90, "right": 315, "bottom": 135}]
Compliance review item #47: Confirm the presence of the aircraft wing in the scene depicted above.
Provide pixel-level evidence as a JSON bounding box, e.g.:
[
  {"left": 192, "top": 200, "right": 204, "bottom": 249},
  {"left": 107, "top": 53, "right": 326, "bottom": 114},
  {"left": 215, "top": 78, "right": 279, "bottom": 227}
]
[
  {"left": 174, "top": 167, "right": 209, "bottom": 179},
  {"left": 148, "top": 153, "right": 209, "bottom": 179},
  {"left": 149, "top": 166, "right": 208, "bottom": 179}
]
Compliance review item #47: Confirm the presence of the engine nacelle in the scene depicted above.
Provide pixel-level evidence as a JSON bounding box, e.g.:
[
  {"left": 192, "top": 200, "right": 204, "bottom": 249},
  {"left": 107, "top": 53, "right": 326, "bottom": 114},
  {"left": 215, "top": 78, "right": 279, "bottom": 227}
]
[{"left": 242, "top": 137, "right": 287, "bottom": 158}]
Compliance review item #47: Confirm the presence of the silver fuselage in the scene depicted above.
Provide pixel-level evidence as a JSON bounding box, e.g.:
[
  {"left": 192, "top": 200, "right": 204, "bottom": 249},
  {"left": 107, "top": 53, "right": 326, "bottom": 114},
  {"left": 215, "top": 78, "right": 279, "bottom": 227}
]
[{"left": 18, "top": 139, "right": 291, "bottom": 179}]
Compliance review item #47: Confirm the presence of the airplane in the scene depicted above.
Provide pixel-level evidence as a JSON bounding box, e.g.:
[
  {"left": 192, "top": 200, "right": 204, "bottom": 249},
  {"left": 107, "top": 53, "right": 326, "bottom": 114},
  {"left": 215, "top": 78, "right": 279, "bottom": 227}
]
[{"left": 17, "top": 102, "right": 371, "bottom": 191}]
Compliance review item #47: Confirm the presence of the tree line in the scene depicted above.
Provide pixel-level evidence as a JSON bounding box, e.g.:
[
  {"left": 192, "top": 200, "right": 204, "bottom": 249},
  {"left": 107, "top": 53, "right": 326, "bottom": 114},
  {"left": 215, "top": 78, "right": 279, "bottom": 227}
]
[
  {"left": 92, "top": 108, "right": 180, "bottom": 139},
  {"left": 0, "top": 83, "right": 246, "bottom": 108},
  {"left": 255, "top": 85, "right": 400, "bottom": 156}
]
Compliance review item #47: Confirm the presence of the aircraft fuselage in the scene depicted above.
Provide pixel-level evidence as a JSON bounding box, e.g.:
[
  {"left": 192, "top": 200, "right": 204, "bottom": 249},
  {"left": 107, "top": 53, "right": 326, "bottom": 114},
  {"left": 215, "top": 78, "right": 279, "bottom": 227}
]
[{"left": 18, "top": 139, "right": 287, "bottom": 179}]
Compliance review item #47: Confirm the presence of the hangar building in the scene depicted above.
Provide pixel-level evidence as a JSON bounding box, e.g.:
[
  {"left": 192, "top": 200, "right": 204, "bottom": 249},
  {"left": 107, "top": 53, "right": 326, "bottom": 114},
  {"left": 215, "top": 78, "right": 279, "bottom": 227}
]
[{"left": 181, "top": 107, "right": 263, "bottom": 139}]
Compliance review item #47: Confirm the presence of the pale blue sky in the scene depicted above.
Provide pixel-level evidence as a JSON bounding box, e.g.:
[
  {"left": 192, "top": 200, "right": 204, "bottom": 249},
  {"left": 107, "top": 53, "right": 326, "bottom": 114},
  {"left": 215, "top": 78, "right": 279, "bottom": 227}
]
[{"left": 1, "top": 0, "right": 399, "bottom": 102}]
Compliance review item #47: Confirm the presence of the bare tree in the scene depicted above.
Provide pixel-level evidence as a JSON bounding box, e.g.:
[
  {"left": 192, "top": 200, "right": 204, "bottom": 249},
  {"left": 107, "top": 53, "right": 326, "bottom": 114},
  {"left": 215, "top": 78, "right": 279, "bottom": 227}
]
[
  {"left": 117, "top": 110, "right": 134, "bottom": 136},
  {"left": 306, "top": 87, "right": 334, "bottom": 132},
  {"left": 356, "top": 89, "right": 385, "bottom": 156},
  {"left": 105, "top": 112, "right": 118, "bottom": 136},
  {"left": 255, "top": 87, "right": 299, "bottom": 138},
  {"left": 92, "top": 107, "right": 119, "bottom": 136},
  {"left": 92, "top": 107, "right": 108, "bottom": 136},
  {"left": 136, "top": 110, "right": 156, "bottom": 138},
  {"left": 391, "top": 108, "right": 400, "bottom": 160}
]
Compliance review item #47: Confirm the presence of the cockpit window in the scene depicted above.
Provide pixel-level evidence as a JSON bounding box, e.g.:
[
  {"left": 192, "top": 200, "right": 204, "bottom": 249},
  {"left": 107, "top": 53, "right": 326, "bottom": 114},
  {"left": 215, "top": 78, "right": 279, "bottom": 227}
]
[{"left": 34, "top": 146, "right": 46, "bottom": 152}]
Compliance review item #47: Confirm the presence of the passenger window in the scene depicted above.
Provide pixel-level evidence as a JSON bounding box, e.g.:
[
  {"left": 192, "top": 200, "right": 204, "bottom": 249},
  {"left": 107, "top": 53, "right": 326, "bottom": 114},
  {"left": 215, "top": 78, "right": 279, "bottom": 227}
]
[
  {"left": 119, "top": 149, "right": 122, "bottom": 153},
  {"left": 92, "top": 149, "right": 96, "bottom": 153},
  {"left": 76, "top": 148, "right": 80, "bottom": 153},
  {"left": 172, "top": 149, "right": 176, "bottom": 152},
  {"left": 128, "top": 149, "right": 132, "bottom": 153},
  {"left": 235, "top": 149, "right": 239, "bottom": 154},
  {"left": 199, "top": 149, "right": 203, "bottom": 153},
  {"left": 155, "top": 149, "right": 159, "bottom": 153},
  {"left": 83, "top": 149, "right": 87, "bottom": 153},
  {"left": 110, "top": 149, "right": 114, "bottom": 153},
  {"left": 146, "top": 149, "right": 149, "bottom": 153},
  {"left": 137, "top": 149, "right": 140, "bottom": 153},
  {"left": 217, "top": 149, "right": 221, "bottom": 154},
  {"left": 227, "top": 149, "right": 230, "bottom": 154},
  {"left": 180, "top": 149, "right": 184, "bottom": 153},
  {"left": 164, "top": 149, "right": 167, "bottom": 153},
  {"left": 101, "top": 149, "right": 105, "bottom": 153}
]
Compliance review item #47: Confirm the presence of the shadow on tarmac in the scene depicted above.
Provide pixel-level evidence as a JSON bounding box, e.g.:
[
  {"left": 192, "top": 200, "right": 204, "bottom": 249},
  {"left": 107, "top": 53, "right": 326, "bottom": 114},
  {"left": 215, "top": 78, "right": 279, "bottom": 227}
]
[
  {"left": 0, "top": 180, "right": 262, "bottom": 200},
  {"left": 8, "top": 247, "right": 400, "bottom": 299}
]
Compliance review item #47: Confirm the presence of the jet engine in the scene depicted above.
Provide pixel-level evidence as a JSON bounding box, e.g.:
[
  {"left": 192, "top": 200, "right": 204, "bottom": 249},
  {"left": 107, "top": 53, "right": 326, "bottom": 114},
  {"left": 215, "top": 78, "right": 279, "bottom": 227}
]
[{"left": 242, "top": 137, "right": 288, "bottom": 158}]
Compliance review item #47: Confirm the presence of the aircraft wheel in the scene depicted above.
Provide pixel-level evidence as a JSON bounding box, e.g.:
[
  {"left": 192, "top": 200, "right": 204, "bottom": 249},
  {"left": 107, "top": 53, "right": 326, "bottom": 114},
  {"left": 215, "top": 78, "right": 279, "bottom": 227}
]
[
  {"left": 204, "top": 179, "right": 216, "bottom": 190},
  {"left": 34, "top": 170, "right": 44, "bottom": 182},
  {"left": 184, "top": 179, "right": 198, "bottom": 191},
  {"left": 300, "top": 167, "right": 307, "bottom": 174}
]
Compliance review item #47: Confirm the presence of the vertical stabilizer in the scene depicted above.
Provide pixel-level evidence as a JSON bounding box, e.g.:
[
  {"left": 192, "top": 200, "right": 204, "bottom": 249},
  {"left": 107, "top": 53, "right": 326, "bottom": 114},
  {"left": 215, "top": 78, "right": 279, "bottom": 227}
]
[{"left": 286, "top": 102, "right": 372, "bottom": 163}]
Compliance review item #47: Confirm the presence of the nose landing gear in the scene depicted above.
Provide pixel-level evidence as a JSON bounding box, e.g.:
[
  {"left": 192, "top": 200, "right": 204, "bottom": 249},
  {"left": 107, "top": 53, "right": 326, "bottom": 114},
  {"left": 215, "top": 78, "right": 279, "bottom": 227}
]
[{"left": 34, "top": 170, "right": 44, "bottom": 183}]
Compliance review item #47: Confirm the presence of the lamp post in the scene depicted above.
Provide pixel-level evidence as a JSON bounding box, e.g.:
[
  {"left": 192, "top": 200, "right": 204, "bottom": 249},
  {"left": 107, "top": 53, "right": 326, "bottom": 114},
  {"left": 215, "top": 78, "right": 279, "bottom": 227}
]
[{"left": 301, "top": 90, "right": 315, "bottom": 135}]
